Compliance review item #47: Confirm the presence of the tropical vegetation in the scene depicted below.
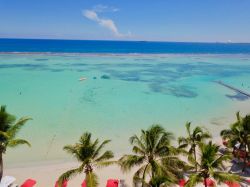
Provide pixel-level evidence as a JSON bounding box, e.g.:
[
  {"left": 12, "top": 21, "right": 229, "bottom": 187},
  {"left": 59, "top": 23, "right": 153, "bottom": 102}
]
[
  {"left": 185, "top": 141, "right": 240, "bottom": 187},
  {"left": 58, "top": 132, "right": 114, "bottom": 187},
  {"left": 1, "top": 104, "right": 250, "bottom": 187},
  {"left": 118, "top": 125, "right": 186, "bottom": 187},
  {"left": 178, "top": 122, "right": 211, "bottom": 172},
  {"left": 221, "top": 112, "right": 250, "bottom": 172},
  {"left": 0, "top": 105, "right": 31, "bottom": 181}
]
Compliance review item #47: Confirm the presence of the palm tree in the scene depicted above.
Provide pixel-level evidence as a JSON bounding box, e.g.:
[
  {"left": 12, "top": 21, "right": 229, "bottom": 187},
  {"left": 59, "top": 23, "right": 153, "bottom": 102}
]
[
  {"left": 178, "top": 122, "right": 211, "bottom": 171},
  {"left": 220, "top": 112, "right": 250, "bottom": 172},
  {"left": 0, "top": 105, "right": 31, "bottom": 181},
  {"left": 119, "top": 125, "right": 185, "bottom": 187},
  {"left": 185, "top": 141, "right": 240, "bottom": 187},
  {"left": 58, "top": 132, "right": 114, "bottom": 187}
]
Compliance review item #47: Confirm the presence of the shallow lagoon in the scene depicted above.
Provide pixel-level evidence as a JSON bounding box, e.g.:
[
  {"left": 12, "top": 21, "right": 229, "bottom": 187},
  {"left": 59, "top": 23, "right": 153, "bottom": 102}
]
[{"left": 1, "top": 53, "right": 250, "bottom": 165}]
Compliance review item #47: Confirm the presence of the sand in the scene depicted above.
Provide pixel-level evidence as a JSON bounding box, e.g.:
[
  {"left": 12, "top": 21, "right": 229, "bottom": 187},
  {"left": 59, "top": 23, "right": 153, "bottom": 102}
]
[{"left": 5, "top": 159, "right": 135, "bottom": 187}]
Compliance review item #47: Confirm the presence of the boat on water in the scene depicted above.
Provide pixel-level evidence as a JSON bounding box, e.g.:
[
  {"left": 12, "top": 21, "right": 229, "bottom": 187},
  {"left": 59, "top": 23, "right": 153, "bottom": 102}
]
[{"left": 79, "top": 77, "right": 87, "bottom": 81}]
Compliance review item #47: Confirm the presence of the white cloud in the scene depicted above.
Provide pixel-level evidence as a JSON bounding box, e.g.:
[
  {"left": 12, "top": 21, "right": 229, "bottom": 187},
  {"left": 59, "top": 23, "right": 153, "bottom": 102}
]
[
  {"left": 84, "top": 10, "right": 99, "bottom": 21},
  {"left": 99, "top": 18, "right": 121, "bottom": 37},
  {"left": 83, "top": 6, "right": 131, "bottom": 38},
  {"left": 93, "top": 4, "right": 119, "bottom": 13}
]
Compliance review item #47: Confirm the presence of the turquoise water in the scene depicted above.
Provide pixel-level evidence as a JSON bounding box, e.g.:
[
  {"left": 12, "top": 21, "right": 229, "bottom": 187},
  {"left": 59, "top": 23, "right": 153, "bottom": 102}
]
[{"left": 1, "top": 53, "right": 250, "bottom": 165}]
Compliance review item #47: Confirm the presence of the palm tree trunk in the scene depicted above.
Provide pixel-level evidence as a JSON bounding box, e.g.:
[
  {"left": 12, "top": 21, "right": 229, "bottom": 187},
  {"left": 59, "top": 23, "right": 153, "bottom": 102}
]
[
  {"left": 85, "top": 169, "right": 98, "bottom": 187},
  {"left": 242, "top": 144, "right": 247, "bottom": 172},
  {"left": 0, "top": 153, "right": 3, "bottom": 182},
  {"left": 194, "top": 146, "right": 197, "bottom": 172},
  {"left": 204, "top": 178, "right": 207, "bottom": 187}
]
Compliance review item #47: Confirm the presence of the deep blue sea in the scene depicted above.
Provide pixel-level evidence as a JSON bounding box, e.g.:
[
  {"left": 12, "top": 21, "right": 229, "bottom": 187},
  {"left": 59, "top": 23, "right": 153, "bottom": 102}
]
[{"left": 1, "top": 38, "right": 250, "bottom": 54}]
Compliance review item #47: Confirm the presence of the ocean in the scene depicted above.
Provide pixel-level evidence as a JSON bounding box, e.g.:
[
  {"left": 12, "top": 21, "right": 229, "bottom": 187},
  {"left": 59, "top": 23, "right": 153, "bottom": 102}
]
[
  {"left": 1, "top": 38, "right": 250, "bottom": 54},
  {"left": 0, "top": 39, "right": 250, "bottom": 165}
]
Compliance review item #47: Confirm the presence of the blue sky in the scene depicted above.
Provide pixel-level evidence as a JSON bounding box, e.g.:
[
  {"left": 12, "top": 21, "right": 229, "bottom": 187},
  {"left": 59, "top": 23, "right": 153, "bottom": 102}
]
[{"left": 0, "top": 0, "right": 250, "bottom": 42}]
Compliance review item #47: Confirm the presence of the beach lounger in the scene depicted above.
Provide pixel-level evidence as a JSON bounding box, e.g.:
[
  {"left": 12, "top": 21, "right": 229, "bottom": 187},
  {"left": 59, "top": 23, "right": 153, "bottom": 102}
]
[
  {"left": 81, "top": 180, "right": 86, "bottom": 187},
  {"left": 178, "top": 179, "right": 186, "bottom": 187},
  {"left": 55, "top": 180, "right": 67, "bottom": 187},
  {"left": 203, "top": 178, "right": 215, "bottom": 187},
  {"left": 0, "top": 176, "right": 16, "bottom": 187},
  {"left": 224, "top": 181, "right": 240, "bottom": 187},
  {"left": 20, "top": 179, "right": 36, "bottom": 187},
  {"left": 106, "top": 179, "right": 119, "bottom": 187}
]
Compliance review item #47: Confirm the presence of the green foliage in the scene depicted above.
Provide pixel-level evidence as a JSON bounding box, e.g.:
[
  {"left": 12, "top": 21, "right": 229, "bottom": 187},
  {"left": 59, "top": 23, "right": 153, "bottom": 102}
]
[
  {"left": 58, "top": 132, "right": 114, "bottom": 187},
  {"left": 221, "top": 112, "right": 250, "bottom": 171},
  {"left": 221, "top": 112, "right": 250, "bottom": 149},
  {"left": 85, "top": 172, "right": 99, "bottom": 187},
  {"left": 119, "top": 125, "right": 184, "bottom": 187},
  {"left": 185, "top": 141, "right": 241, "bottom": 187},
  {"left": 178, "top": 122, "right": 211, "bottom": 171},
  {"left": 0, "top": 105, "right": 31, "bottom": 153}
]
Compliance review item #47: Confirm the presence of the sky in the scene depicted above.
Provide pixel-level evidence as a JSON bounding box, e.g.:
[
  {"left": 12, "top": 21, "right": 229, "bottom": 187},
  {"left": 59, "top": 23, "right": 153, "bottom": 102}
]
[{"left": 0, "top": 0, "right": 250, "bottom": 42}]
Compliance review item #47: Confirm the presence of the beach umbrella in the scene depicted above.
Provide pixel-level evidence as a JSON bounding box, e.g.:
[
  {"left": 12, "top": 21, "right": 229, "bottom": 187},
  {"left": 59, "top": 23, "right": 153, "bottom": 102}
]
[
  {"left": 106, "top": 179, "right": 119, "bottom": 187},
  {"left": 224, "top": 181, "right": 240, "bottom": 187},
  {"left": 203, "top": 178, "right": 215, "bottom": 187},
  {"left": 55, "top": 180, "right": 67, "bottom": 187},
  {"left": 178, "top": 179, "right": 186, "bottom": 187},
  {"left": 235, "top": 143, "right": 241, "bottom": 149},
  {"left": 20, "top": 179, "right": 36, "bottom": 187},
  {"left": 81, "top": 180, "right": 86, "bottom": 187}
]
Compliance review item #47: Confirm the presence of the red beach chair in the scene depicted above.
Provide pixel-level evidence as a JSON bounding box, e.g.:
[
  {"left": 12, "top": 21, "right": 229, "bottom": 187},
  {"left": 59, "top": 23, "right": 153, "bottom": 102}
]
[
  {"left": 178, "top": 179, "right": 186, "bottom": 187},
  {"left": 106, "top": 179, "right": 119, "bottom": 187},
  {"left": 55, "top": 180, "right": 68, "bottom": 187},
  {"left": 20, "top": 179, "right": 37, "bottom": 187},
  {"left": 81, "top": 180, "right": 86, "bottom": 187},
  {"left": 224, "top": 181, "right": 240, "bottom": 187},
  {"left": 203, "top": 178, "right": 215, "bottom": 187}
]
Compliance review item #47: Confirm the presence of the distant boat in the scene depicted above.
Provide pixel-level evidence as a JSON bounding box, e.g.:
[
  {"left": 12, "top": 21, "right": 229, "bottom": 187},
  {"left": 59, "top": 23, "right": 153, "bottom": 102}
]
[{"left": 79, "top": 77, "right": 87, "bottom": 81}]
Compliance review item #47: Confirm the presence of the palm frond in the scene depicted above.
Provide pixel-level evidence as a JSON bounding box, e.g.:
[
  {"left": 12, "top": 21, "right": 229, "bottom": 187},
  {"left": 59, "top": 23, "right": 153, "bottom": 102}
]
[
  {"left": 178, "top": 137, "right": 188, "bottom": 146},
  {"left": 80, "top": 132, "right": 92, "bottom": 146},
  {"left": 7, "top": 117, "right": 32, "bottom": 138},
  {"left": 92, "top": 139, "right": 111, "bottom": 159},
  {"left": 7, "top": 138, "right": 31, "bottom": 148},
  {"left": 212, "top": 172, "right": 241, "bottom": 184},
  {"left": 186, "top": 122, "right": 192, "bottom": 137},
  {"left": 0, "top": 105, "right": 16, "bottom": 130},
  {"left": 119, "top": 154, "right": 145, "bottom": 172},
  {"left": 0, "top": 131, "right": 10, "bottom": 139},
  {"left": 94, "top": 150, "right": 114, "bottom": 162},
  {"left": 95, "top": 160, "right": 117, "bottom": 168},
  {"left": 185, "top": 173, "right": 202, "bottom": 187},
  {"left": 58, "top": 164, "right": 84, "bottom": 186},
  {"left": 63, "top": 145, "right": 78, "bottom": 155},
  {"left": 132, "top": 145, "right": 145, "bottom": 155},
  {"left": 130, "top": 134, "right": 147, "bottom": 155}
]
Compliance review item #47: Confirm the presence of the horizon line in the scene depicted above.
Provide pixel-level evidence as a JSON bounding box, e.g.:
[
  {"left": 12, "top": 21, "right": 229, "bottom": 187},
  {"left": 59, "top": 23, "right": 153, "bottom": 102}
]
[{"left": 1, "top": 37, "right": 250, "bottom": 44}]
